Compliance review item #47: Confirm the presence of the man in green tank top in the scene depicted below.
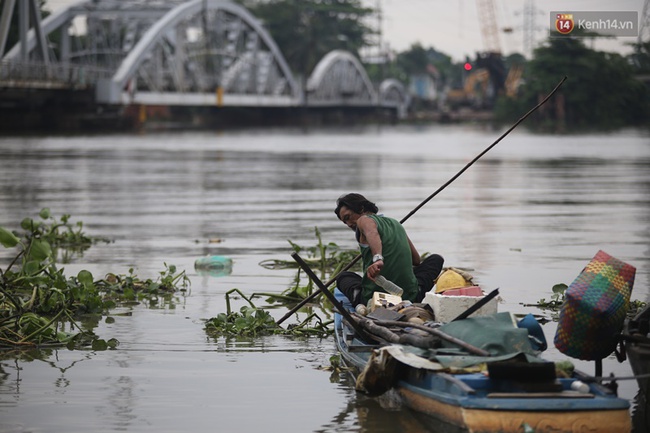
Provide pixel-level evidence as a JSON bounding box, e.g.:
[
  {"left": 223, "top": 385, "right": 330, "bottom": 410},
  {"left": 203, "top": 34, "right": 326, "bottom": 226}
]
[{"left": 334, "top": 193, "right": 444, "bottom": 307}]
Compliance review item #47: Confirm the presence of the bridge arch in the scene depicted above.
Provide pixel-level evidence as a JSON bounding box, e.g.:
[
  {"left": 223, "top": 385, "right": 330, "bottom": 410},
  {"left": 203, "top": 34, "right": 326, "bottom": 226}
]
[
  {"left": 379, "top": 78, "right": 410, "bottom": 118},
  {"left": 3, "top": 0, "right": 300, "bottom": 105},
  {"left": 103, "top": 0, "right": 300, "bottom": 104},
  {"left": 1, "top": 1, "right": 411, "bottom": 116},
  {"left": 306, "top": 50, "right": 376, "bottom": 105}
]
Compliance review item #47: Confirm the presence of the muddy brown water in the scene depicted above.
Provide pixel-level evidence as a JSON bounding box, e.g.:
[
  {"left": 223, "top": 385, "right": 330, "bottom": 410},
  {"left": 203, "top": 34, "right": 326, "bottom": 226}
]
[{"left": 0, "top": 125, "right": 649, "bottom": 432}]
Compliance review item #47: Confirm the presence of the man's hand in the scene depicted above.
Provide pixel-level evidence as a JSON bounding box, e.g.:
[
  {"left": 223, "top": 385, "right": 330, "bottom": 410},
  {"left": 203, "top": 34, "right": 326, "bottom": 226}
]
[{"left": 366, "top": 260, "right": 383, "bottom": 280}]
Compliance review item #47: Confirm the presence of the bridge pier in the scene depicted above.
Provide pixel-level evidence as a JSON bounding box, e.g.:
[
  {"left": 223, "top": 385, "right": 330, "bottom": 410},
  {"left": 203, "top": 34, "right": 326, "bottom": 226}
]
[
  {"left": 120, "top": 105, "right": 398, "bottom": 131},
  {"left": 0, "top": 87, "right": 133, "bottom": 133},
  {"left": 0, "top": 86, "right": 399, "bottom": 133}
]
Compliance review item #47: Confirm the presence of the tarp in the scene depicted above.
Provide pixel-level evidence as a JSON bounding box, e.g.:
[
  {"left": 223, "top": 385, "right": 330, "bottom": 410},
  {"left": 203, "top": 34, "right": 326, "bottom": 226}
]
[
  {"left": 438, "top": 312, "right": 537, "bottom": 357},
  {"left": 384, "top": 344, "right": 539, "bottom": 371}
]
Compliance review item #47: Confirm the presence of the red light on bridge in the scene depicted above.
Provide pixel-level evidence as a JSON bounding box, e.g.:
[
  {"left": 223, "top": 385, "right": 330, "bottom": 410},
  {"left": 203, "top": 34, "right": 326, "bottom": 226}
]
[{"left": 464, "top": 62, "right": 472, "bottom": 71}]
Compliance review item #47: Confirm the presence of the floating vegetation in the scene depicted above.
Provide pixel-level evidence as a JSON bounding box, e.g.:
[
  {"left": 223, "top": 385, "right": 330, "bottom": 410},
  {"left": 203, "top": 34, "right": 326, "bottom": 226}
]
[
  {"left": 257, "top": 227, "right": 358, "bottom": 306},
  {"left": 259, "top": 227, "right": 359, "bottom": 273},
  {"left": 627, "top": 299, "right": 647, "bottom": 318},
  {"left": 204, "top": 289, "right": 332, "bottom": 338},
  {"left": 0, "top": 211, "right": 190, "bottom": 349},
  {"left": 525, "top": 283, "right": 646, "bottom": 321},
  {"left": 204, "top": 228, "right": 355, "bottom": 338},
  {"left": 97, "top": 264, "right": 190, "bottom": 308},
  {"left": 529, "top": 283, "right": 568, "bottom": 312},
  {"left": 317, "top": 354, "right": 350, "bottom": 373},
  {"left": 13, "top": 208, "right": 112, "bottom": 263},
  {"left": 316, "top": 354, "right": 353, "bottom": 382}
]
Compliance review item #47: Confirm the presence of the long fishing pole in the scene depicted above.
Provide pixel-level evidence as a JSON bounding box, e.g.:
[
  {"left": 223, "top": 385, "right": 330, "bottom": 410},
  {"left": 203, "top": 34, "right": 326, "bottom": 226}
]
[{"left": 276, "top": 76, "right": 568, "bottom": 326}]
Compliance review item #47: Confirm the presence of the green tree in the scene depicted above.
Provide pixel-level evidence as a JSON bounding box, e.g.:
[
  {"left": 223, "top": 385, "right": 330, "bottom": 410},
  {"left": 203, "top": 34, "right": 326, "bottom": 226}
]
[
  {"left": 367, "top": 43, "right": 456, "bottom": 90},
  {"left": 628, "top": 41, "right": 650, "bottom": 74},
  {"left": 240, "top": 0, "right": 374, "bottom": 79},
  {"left": 396, "top": 43, "right": 429, "bottom": 75},
  {"left": 496, "top": 35, "right": 649, "bottom": 130}
]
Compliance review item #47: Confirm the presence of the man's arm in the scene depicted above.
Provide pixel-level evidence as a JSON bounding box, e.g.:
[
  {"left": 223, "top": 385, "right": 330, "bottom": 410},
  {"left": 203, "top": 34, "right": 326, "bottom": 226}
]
[
  {"left": 357, "top": 216, "right": 383, "bottom": 280},
  {"left": 407, "top": 235, "right": 421, "bottom": 266}
]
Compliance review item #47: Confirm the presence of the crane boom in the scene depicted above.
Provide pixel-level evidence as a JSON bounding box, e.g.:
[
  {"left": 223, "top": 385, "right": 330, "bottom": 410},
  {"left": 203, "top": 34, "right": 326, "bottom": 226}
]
[{"left": 475, "top": 0, "right": 501, "bottom": 54}]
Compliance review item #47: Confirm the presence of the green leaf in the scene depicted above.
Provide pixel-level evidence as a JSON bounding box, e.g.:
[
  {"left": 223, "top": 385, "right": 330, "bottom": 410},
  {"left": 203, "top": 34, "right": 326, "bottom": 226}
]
[
  {"left": 552, "top": 283, "right": 568, "bottom": 294},
  {"left": 92, "top": 339, "right": 108, "bottom": 351},
  {"left": 23, "top": 260, "right": 41, "bottom": 275},
  {"left": 30, "top": 239, "right": 52, "bottom": 261},
  {"left": 0, "top": 226, "right": 19, "bottom": 248},
  {"left": 39, "top": 208, "right": 51, "bottom": 219},
  {"left": 78, "top": 270, "right": 94, "bottom": 289},
  {"left": 20, "top": 217, "right": 33, "bottom": 230}
]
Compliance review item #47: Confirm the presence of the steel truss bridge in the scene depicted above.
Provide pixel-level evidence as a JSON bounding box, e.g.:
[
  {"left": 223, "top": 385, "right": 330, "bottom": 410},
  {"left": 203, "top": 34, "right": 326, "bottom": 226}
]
[{"left": 0, "top": 0, "right": 410, "bottom": 121}]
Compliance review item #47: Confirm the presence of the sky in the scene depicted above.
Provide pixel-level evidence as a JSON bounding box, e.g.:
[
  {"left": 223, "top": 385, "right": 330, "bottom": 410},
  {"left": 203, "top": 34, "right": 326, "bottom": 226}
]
[
  {"left": 363, "top": 0, "right": 647, "bottom": 61},
  {"left": 45, "top": 0, "right": 647, "bottom": 61}
]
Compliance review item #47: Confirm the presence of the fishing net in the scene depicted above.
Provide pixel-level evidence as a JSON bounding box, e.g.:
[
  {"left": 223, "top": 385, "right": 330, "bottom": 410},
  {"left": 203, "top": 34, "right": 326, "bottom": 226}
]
[{"left": 554, "top": 250, "right": 636, "bottom": 360}]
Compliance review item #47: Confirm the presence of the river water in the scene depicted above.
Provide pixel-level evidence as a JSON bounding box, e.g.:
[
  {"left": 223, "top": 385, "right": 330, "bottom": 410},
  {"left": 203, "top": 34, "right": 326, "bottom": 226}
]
[{"left": 0, "top": 124, "right": 649, "bottom": 433}]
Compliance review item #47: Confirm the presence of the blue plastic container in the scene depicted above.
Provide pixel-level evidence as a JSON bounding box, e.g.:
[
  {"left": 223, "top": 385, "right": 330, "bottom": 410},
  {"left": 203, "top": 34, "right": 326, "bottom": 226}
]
[{"left": 194, "top": 256, "right": 233, "bottom": 277}]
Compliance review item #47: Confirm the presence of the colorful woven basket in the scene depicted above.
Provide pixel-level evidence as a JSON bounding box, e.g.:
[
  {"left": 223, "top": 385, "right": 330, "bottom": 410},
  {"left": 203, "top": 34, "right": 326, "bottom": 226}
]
[{"left": 554, "top": 250, "right": 636, "bottom": 360}]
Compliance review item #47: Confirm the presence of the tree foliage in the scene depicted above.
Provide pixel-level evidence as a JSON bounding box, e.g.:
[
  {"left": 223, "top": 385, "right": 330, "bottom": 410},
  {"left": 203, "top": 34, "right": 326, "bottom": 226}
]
[
  {"left": 239, "top": 0, "right": 374, "bottom": 78},
  {"left": 628, "top": 41, "right": 650, "bottom": 74},
  {"left": 496, "top": 35, "right": 649, "bottom": 130},
  {"left": 396, "top": 43, "right": 430, "bottom": 75}
]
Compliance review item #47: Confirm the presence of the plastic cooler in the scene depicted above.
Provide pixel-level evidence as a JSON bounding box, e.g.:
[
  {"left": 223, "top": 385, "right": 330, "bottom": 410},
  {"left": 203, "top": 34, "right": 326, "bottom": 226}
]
[{"left": 423, "top": 287, "right": 498, "bottom": 322}]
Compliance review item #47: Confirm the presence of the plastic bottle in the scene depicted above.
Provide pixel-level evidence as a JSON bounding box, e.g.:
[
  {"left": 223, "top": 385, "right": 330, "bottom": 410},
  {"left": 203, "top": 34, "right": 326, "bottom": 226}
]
[
  {"left": 355, "top": 304, "right": 368, "bottom": 316},
  {"left": 194, "top": 256, "right": 233, "bottom": 277},
  {"left": 375, "top": 275, "right": 404, "bottom": 297},
  {"left": 570, "top": 380, "right": 590, "bottom": 393}
]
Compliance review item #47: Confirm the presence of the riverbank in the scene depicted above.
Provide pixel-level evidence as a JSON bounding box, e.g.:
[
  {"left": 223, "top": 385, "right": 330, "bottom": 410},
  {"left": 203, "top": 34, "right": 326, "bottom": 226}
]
[{"left": 406, "top": 107, "right": 495, "bottom": 123}]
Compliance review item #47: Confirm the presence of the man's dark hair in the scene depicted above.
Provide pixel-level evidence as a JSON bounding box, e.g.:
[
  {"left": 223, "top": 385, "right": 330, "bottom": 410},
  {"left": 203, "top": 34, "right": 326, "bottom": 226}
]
[{"left": 335, "top": 193, "right": 379, "bottom": 219}]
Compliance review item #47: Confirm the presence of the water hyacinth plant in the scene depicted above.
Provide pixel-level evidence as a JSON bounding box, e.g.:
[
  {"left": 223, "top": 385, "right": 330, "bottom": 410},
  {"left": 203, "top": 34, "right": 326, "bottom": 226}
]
[
  {"left": 257, "top": 227, "right": 359, "bottom": 304},
  {"left": 16, "top": 208, "right": 111, "bottom": 263},
  {"left": 204, "top": 289, "right": 331, "bottom": 338},
  {"left": 527, "top": 283, "right": 646, "bottom": 322},
  {"left": 0, "top": 209, "right": 190, "bottom": 349}
]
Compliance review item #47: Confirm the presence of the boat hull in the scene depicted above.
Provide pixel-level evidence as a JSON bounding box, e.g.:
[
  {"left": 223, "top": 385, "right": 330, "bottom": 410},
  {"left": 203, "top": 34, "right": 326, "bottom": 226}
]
[
  {"left": 400, "top": 386, "right": 631, "bottom": 433},
  {"left": 334, "top": 290, "right": 631, "bottom": 433}
]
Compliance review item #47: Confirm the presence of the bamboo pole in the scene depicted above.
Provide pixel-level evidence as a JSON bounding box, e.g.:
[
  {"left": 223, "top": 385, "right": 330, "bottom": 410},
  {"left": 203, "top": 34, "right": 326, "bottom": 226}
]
[{"left": 276, "top": 76, "right": 568, "bottom": 326}]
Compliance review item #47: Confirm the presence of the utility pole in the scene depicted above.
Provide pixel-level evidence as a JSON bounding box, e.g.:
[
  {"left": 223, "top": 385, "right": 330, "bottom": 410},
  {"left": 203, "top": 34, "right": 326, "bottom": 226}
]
[
  {"left": 640, "top": 0, "right": 649, "bottom": 46},
  {"left": 521, "top": 0, "right": 544, "bottom": 57},
  {"left": 376, "top": 0, "right": 384, "bottom": 81}
]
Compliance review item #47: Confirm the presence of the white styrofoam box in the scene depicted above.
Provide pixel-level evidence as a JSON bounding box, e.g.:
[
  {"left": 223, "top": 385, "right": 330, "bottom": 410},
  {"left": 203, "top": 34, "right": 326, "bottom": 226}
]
[{"left": 423, "top": 291, "right": 498, "bottom": 323}]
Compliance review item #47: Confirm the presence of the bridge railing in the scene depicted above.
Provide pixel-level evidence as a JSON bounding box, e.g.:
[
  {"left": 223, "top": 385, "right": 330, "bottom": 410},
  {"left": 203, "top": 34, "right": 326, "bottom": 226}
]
[{"left": 0, "top": 61, "right": 113, "bottom": 88}]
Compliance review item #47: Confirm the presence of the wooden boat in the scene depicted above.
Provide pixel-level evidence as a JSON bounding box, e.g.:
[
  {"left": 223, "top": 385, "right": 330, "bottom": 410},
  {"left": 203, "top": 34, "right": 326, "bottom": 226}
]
[
  {"left": 333, "top": 290, "right": 632, "bottom": 433},
  {"left": 622, "top": 303, "right": 650, "bottom": 396}
]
